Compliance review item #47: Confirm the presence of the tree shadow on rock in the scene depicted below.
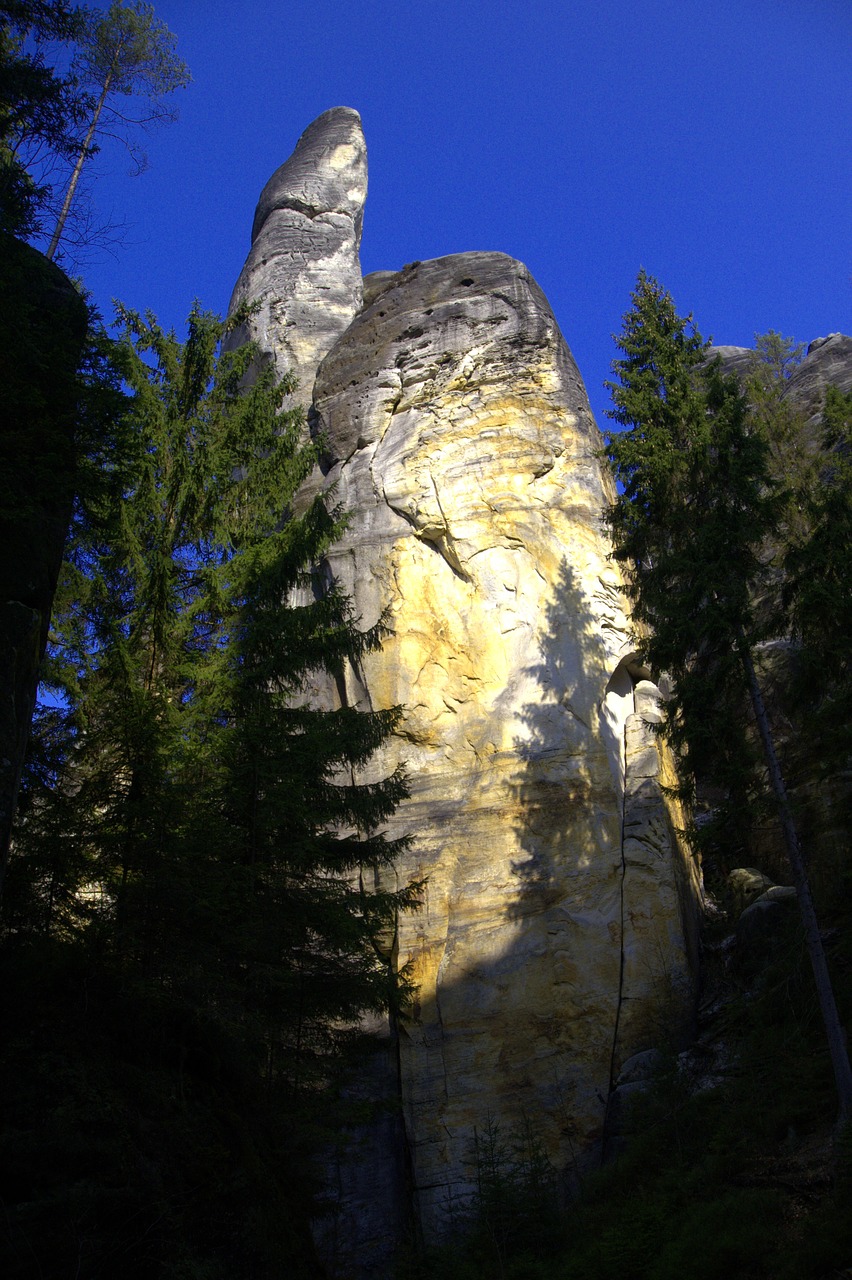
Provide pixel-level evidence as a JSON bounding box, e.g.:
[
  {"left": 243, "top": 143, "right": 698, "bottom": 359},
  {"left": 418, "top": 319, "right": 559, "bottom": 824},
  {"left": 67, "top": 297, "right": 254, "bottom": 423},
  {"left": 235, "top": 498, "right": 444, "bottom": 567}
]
[{"left": 507, "top": 556, "right": 627, "bottom": 921}]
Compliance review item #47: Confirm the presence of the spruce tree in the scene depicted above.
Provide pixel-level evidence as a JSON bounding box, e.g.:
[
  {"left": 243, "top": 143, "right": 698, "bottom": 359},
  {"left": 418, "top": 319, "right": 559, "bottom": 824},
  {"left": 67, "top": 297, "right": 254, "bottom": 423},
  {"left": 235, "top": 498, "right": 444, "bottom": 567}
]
[
  {"left": 604, "top": 271, "right": 852, "bottom": 1123},
  {"left": 603, "top": 270, "right": 774, "bottom": 855},
  {"left": 11, "top": 302, "right": 417, "bottom": 1088},
  {"left": 785, "top": 386, "right": 852, "bottom": 823}
]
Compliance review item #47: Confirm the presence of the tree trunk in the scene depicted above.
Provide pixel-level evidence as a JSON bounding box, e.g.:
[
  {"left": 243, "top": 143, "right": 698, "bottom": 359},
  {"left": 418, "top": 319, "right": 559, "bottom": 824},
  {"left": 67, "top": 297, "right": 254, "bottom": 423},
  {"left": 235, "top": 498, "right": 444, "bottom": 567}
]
[
  {"left": 735, "top": 630, "right": 852, "bottom": 1124},
  {"left": 46, "top": 66, "right": 114, "bottom": 261}
]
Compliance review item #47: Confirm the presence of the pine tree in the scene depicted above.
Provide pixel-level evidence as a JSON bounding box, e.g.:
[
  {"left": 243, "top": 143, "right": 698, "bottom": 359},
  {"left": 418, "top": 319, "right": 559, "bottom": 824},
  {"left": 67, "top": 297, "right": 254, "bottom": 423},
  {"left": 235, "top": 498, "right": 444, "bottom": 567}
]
[
  {"left": 0, "top": 1, "right": 88, "bottom": 236},
  {"left": 604, "top": 271, "right": 852, "bottom": 1123}
]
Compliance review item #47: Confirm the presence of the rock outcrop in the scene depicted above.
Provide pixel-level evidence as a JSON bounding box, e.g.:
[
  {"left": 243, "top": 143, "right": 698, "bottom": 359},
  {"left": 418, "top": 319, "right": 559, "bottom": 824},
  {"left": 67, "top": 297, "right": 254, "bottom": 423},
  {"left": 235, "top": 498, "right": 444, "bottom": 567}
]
[
  {"left": 309, "top": 252, "right": 701, "bottom": 1243},
  {"left": 228, "top": 110, "right": 703, "bottom": 1265},
  {"left": 227, "top": 106, "right": 367, "bottom": 404},
  {"left": 713, "top": 333, "right": 852, "bottom": 427},
  {"left": 0, "top": 238, "right": 88, "bottom": 891}
]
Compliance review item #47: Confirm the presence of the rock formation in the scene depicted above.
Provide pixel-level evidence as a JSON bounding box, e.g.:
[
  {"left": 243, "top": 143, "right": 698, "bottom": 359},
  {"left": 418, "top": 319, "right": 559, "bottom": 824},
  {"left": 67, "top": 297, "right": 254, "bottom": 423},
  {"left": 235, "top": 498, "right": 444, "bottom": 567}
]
[
  {"left": 227, "top": 106, "right": 367, "bottom": 405},
  {"left": 713, "top": 332, "right": 852, "bottom": 426},
  {"left": 229, "top": 109, "right": 703, "bottom": 1266},
  {"left": 0, "top": 239, "right": 88, "bottom": 893},
  {"left": 310, "top": 254, "right": 701, "bottom": 1252}
]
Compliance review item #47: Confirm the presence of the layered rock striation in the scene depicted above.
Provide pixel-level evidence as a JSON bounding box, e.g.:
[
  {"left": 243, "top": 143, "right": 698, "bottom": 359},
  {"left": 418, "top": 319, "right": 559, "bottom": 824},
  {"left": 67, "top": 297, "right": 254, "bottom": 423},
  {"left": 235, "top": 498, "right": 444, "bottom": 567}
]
[{"left": 229, "top": 109, "right": 703, "bottom": 1262}]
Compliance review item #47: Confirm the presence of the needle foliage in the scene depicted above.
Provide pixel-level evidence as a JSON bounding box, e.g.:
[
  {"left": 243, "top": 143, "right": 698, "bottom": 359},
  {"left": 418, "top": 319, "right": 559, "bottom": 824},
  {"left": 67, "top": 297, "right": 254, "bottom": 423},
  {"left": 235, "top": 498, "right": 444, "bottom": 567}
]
[{"left": 1, "top": 306, "right": 417, "bottom": 1275}]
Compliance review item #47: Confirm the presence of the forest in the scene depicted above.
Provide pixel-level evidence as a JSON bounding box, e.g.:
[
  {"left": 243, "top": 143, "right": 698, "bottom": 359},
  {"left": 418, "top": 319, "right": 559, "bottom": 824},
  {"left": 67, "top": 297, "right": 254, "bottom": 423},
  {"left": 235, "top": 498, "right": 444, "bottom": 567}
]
[{"left": 2, "top": 4, "right": 852, "bottom": 1278}]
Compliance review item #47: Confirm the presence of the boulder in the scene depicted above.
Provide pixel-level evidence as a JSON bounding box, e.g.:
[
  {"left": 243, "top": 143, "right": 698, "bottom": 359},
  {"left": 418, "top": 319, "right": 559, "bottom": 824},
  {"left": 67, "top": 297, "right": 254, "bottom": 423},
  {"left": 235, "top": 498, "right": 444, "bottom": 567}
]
[
  {"left": 736, "top": 885, "right": 798, "bottom": 953},
  {"left": 727, "top": 866, "right": 776, "bottom": 915}
]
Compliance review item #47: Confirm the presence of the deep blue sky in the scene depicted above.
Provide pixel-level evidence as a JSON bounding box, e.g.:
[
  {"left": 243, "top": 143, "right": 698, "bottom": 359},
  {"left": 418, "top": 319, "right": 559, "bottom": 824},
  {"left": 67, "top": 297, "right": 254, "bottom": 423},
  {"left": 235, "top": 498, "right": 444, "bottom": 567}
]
[{"left": 75, "top": 0, "right": 852, "bottom": 429}]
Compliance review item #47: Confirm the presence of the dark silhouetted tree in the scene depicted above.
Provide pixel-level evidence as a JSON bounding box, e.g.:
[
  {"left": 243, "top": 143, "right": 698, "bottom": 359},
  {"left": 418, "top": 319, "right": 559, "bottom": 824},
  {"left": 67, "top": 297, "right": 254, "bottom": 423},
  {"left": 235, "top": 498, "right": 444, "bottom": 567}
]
[
  {"left": 604, "top": 270, "right": 852, "bottom": 1123},
  {"left": 2, "top": 308, "right": 417, "bottom": 1272}
]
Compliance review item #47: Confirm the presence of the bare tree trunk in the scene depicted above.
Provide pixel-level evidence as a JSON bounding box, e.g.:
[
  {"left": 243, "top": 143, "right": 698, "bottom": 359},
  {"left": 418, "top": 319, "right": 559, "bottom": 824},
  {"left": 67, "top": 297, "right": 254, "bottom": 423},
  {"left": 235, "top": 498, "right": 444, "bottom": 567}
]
[
  {"left": 46, "top": 68, "right": 113, "bottom": 261},
  {"left": 735, "top": 630, "right": 852, "bottom": 1125}
]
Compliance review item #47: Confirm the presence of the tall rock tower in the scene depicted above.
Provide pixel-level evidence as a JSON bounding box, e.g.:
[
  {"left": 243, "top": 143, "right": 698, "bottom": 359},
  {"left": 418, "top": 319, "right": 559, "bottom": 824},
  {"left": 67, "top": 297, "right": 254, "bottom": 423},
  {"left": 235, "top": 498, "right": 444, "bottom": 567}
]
[
  {"left": 229, "top": 108, "right": 702, "bottom": 1269},
  {"left": 227, "top": 105, "right": 367, "bottom": 401}
]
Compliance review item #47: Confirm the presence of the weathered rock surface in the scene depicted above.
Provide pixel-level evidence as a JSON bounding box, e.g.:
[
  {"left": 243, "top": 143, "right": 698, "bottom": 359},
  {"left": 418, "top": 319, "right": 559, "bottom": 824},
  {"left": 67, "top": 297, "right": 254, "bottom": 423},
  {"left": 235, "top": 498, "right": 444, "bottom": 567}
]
[
  {"left": 712, "top": 333, "right": 852, "bottom": 427},
  {"left": 788, "top": 333, "right": 852, "bottom": 422},
  {"left": 310, "top": 252, "right": 701, "bottom": 1242},
  {"left": 230, "top": 114, "right": 704, "bottom": 1265},
  {"left": 227, "top": 107, "right": 367, "bottom": 404},
  {"left": 727, "top": 866, "right": 778, "bottom": 915}
]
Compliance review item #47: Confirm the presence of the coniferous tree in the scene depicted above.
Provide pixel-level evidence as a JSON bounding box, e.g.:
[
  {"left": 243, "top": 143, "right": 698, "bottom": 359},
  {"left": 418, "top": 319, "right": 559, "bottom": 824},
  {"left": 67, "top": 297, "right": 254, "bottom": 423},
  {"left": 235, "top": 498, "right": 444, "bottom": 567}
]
[
  {"left": 2, "top": 311, "right": 417, "bottom": 1278},
  {"left": 0, "top": 1, "right": 88, "bottom": 236},
  {"left": 14, "top": 303, "right": 416, "bottom": 1063},
  {"left": 604, "top": 271, "right": 852, "bottom": 1123},
  {"left": 46, "top": 2, "right": 189, "bottom": 260},
  {"left": 603, "top": 271, "right": 775, "bottom": 855},
  {"left": 785, "top": 386, "right": 852, "bottom": 828},
  {"left": 744, "top": 331, "right": 812, "bottom": 550}
]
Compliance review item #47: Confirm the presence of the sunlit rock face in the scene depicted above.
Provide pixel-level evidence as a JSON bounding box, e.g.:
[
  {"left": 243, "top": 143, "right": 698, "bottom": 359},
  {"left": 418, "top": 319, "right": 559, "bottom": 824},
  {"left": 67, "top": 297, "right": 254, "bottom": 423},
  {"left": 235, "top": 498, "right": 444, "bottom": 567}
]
[
  {"left": 227, "top": 106, "right": 367, "bottom": 404},
  {"left": 311, "top": 253, "right": 701, "bottom": 1238},
  {"left": 229, "top": 111, "right": 703, "bottom": 1262}
]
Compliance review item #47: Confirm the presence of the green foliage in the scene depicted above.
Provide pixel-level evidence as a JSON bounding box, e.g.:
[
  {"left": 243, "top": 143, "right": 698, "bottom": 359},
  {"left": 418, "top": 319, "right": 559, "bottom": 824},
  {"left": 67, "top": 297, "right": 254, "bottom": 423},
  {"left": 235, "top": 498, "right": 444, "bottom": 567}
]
[
  {"left": 46, "top": 2, "right": 189, "bottom": 259},
  {"left": 19, "top": 301, "right": 416, "bottom": 1042},
  {"left": 603, "top": 271, "right": 783, "bottom": 860},
  {"left": 3, "top": 305, "right": 417, "bottom": 1272},
  {"left": 785, "top": 385, "right": 852, "bottom": 737},
  {"left": 784, "top": 385, "right": 852, "bottom": 842},
  {"left": 603, "top": 275, "right": 852, "bottom": 1123},
  {"left": 77, "top": 1, "right": 189, "bottom": 101},
  {"left": 743, "top": 331, "right": 815, "bottom": 558},
  {"left": 0, "top": 934, "right": 323, "bottom": 1278},
  {"left": 406, "top": 911, "right": 852, "bottom": 1280},
  {"left": 0, "top": 1, "right": 88, "bottom": 236},
  {"left": 411, "top": 1115, "right": 563, "bottom": 1280},
  {"left": 0, "top": 1, "right": 189, "bottom": 257}
]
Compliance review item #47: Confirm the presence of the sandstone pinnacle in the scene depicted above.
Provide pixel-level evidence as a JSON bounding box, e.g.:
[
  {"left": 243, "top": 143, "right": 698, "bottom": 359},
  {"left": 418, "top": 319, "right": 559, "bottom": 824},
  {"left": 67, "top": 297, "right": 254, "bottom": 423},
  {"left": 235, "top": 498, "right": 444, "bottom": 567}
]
[
  {"left": 227, "top": 106, "right": 367, "bottom": 402},
  {"left": 230, "top": 116, "right": 703, "bottom": 1266}
]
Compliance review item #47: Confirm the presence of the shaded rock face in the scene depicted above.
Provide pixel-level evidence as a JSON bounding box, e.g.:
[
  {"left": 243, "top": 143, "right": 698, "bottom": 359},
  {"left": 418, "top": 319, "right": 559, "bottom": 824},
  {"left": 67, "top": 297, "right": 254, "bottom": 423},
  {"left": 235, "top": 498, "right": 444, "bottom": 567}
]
[
  {"left": 229, "top": 112, "right": 703, "bottom": 1261},
  {"left": 227, "top": 106, "right": 367, "bottom": 403},
  {"left": 0, "top": 238, "right": 88, "bottom": 888}
]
